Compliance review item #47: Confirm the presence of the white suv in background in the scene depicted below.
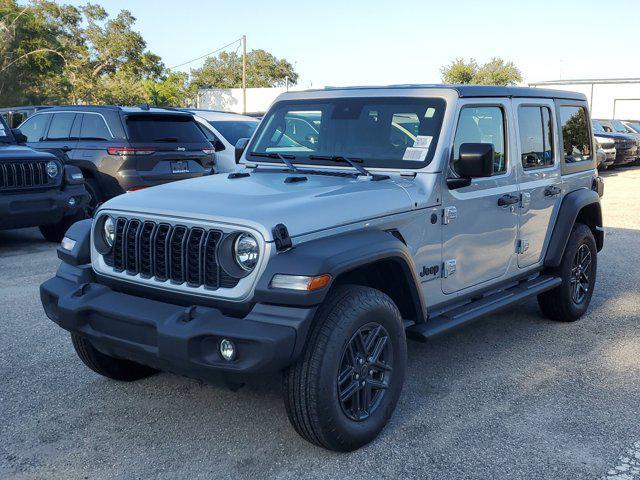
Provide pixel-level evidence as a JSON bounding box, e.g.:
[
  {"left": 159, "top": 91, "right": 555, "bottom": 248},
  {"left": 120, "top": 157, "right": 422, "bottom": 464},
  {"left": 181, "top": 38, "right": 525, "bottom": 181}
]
[{"left": 187, "top": 109, "right": 260, "bottom": 172}]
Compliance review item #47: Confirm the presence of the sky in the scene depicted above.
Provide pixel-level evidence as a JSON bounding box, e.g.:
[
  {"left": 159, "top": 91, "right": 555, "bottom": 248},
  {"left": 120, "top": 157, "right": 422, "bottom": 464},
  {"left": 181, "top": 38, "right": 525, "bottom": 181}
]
[{"left": 62, "top": 0, "right": 640, "bottom": 88}]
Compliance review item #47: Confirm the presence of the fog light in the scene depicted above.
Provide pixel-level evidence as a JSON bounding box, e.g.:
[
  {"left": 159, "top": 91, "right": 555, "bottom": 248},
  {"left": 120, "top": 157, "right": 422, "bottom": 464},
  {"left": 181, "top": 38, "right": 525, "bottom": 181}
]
[
  {"left": 220, "top": 339, "right": 236, "bottom": 361},
  {"left": 67, "top": 197, "right": 77, "bottom": 207},
  {"left": 61, "top": 237, "right": 76, "bottom": 251}
]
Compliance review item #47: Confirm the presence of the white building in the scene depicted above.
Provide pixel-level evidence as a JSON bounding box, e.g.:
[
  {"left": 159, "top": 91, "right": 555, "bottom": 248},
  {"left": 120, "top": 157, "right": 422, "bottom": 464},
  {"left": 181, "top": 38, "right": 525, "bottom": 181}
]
[
  {"left": 197, "top": 86, "right": 306, "bottom": 115},
  {"left": 529, "top": 78, "right": 640, "bottom": 120}
]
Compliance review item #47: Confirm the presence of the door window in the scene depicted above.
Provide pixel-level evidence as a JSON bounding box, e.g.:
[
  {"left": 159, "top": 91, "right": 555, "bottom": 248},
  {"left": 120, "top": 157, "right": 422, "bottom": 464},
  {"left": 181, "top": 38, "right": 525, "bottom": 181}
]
[
  {"left": 559, "top": 106, "right": 591, "bottom": 163},
  {"left": 47, "top": 113, "right": 76, "bottom": 140},
  {"left": 19, "top": 113, "right": 51, "bottom": 142},
  {"left": 452, "top": 106, "right": 506, "bottom": 176},
  {"left": 518, "top": 106, "right": 554, "bottom": 169},
  {"left": 80, "top": 114, "right": 112, "bottom": 140}
]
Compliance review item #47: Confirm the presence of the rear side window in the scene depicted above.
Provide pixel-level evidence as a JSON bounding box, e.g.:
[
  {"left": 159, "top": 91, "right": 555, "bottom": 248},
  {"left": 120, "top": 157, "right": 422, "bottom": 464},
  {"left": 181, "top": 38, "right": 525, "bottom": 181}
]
[
  {"left": 80, "top": 114, "right": 112, "bottom": 140},
  {"left": 47, "top": 113, "right": 76, "bottom": 140},
  {"left": 560, "top": 106, "right": 592, "bottom": 163},
  {"left": 19, "top": 113, "right": 51, "bottom": 142},
  {"left": 125, "top": 115, "right": 208, "bottom": 143},
  {"left": 518, "top": 106, "right": 554, "bottom": 169},
  {"left": 452, "top": 106, "right": 506, "bottom": 175}
]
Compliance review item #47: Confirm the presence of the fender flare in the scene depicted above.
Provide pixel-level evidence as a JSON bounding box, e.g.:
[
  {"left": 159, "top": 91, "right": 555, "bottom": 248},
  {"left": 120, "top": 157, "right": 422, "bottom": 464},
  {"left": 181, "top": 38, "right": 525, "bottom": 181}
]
[
  {"left": 253, "top": 229, "right": 427, "bottom": 317},
  {"left": 544, "top": 188, "right": 603, "bottom": 268}
]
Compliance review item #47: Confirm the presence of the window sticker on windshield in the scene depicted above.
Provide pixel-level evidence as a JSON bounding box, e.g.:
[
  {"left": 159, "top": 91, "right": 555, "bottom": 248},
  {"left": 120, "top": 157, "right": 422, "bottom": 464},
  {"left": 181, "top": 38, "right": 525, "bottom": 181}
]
[
  {"left": 413, "top": 135, "right": 433, "bottom": 149},
  {"left": 402, "top": 147, "right": 429, "bottom": 161}
]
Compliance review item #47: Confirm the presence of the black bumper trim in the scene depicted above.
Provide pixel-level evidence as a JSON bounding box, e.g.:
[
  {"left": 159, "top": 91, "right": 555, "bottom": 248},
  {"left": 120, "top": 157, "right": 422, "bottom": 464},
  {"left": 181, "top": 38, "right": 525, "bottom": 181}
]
[{"left": 40, "top": 273, "right": 316, "bottom": 379}]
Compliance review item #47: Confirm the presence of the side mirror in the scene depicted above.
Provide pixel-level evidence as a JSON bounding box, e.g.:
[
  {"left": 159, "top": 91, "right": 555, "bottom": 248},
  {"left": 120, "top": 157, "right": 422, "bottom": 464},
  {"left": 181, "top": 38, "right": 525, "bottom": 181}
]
[
  {"left": 235, "top": 137, "right": 249, "bottom": 163},
  {"left": 457, "top": 143, "right": 494, "bottom": 178},
  {"left": 12, "top": 128, "right": 27, "bottom": 144}
]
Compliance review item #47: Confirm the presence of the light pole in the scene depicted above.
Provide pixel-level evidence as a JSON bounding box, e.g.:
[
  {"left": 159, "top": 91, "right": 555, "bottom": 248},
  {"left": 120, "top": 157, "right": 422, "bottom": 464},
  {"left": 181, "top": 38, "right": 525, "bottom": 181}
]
[{"left": 242, "top": 34, "right": 247, "bottom": 114}]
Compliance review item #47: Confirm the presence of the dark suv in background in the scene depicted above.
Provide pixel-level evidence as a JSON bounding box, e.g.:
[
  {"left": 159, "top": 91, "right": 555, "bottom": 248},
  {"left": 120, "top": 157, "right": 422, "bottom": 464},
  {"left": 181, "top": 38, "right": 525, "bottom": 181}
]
[
  {"left": 16, "top": 106, "right": 216, "bottom": 210},
  {"left": 0, "top": 114, "right": 89, "bottom": 241},
  {"left": 592, "top": 119, "right": 637, "bottom": 167}
]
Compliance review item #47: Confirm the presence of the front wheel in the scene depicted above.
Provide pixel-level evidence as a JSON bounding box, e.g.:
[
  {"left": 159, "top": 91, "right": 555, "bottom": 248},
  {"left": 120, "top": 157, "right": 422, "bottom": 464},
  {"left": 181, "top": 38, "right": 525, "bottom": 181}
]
[
  {"left": 538, "top": 223, "right": 597, "bottom": 322},
  {"left": 283, "top": 285, "right": 407, "bottom": 451}
]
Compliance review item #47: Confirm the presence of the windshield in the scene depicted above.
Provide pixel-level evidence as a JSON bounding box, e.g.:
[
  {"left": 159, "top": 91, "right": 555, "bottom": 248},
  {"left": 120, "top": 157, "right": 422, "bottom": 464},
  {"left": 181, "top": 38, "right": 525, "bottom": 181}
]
[
  {"left": 0, "top": 116, "right": 13, "bottom": 143},
  {"left": 611, "top": 120, "right": 630, "bottom": 133},
  {"left": 248, "top": 97, "right": 446, "bottom": 169},
  {"left": 210, "top": 120, "right": 258, "bottom": 145},
  {"left": 592, "top": 120, "right": 605, "bottom": 133},
  {"left": 125, "top": 115, "right": 208, "bottom": 143},
  {"left": 625, "top": 122, "right": 640, "bottom": 133}
]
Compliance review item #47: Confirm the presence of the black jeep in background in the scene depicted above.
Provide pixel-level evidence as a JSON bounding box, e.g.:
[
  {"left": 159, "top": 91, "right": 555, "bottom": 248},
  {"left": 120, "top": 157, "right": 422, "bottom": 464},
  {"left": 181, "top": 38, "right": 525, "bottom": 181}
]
[
  {"left": 0, "top": 115, "right": 89, "bottom": 242},
  {"left": 14, "top": 106, "right": 216, "bottom": 212}
]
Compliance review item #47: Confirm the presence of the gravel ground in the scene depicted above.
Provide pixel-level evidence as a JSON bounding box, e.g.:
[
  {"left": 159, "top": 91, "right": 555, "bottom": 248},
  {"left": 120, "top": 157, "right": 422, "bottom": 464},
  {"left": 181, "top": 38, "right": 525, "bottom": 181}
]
[{"left": 1, "top": 167, "right": 639, "bottom": 480}]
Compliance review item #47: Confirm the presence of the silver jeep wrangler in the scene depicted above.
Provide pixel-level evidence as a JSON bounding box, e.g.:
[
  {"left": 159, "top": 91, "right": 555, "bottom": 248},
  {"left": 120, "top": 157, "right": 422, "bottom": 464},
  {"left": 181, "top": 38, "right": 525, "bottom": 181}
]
[{"left": 41, "top": 85, "right": 604, "bottom": 451}]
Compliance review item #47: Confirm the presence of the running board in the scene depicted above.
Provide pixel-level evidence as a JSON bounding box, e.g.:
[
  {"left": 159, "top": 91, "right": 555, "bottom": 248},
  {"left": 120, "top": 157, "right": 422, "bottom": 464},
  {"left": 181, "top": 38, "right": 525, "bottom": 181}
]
[{"left": 406, "top": 275, "right": 561, "bottom": 342}]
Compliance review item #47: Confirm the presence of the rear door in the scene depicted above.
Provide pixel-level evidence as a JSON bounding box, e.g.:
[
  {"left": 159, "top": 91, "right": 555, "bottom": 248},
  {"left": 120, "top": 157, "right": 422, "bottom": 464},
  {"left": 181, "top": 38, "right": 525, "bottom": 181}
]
[
  {"left": 123, "top": 113, "right": 214, "bottom": 183},
  {"left": 513, "top": 99, "right": 562, "bottom": 268}
]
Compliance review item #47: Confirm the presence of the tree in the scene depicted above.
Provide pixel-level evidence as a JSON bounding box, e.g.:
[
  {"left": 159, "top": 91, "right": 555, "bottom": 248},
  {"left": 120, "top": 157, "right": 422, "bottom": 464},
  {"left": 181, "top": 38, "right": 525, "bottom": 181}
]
[
  {"left": 440, "top": 57, "right": 522, "bottom": 86},
  {"left": 190, "top": 49, "right": 298, "bottom": 89}
]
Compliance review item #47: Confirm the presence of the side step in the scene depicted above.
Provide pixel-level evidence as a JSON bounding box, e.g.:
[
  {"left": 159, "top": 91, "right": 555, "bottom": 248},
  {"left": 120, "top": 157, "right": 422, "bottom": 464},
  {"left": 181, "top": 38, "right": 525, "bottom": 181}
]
[{"left": 406, "top": 275, "right": 561, "bottom": 342}]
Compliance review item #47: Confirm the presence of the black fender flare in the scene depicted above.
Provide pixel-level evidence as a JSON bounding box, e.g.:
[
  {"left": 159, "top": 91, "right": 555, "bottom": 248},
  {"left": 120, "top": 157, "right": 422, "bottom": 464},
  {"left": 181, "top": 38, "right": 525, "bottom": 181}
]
[
  {"left": 253, "top": 229, "right": 427, "bottom": 317},
  {"left": 544, "top": 188, "right": 603, "bottom": 268}
]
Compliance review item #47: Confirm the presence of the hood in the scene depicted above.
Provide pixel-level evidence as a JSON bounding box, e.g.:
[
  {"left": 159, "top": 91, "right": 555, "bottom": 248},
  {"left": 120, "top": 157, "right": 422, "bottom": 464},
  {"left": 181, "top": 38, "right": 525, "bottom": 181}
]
[
  {"left": 99, "top": 170, "right": 419, "bottom": 241},
  {"left": 593, "top": 131, "right": 635, "bottom": 142},
  {"left": 0, "top": 144, "right": 58, "bottom": 161}
]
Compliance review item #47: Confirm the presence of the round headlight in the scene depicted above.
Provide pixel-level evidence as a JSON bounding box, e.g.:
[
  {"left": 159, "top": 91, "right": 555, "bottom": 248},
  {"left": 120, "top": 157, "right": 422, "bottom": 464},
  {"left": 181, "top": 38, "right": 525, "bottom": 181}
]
[
  {"left": 46, "top": 161, "right": 59, "bottom": 178},
  {"left": 103, "top": 216, "right": 115, "bottom": 248},
  {"left": 234, "top": 233, "right": 259, "bottom": 271}
]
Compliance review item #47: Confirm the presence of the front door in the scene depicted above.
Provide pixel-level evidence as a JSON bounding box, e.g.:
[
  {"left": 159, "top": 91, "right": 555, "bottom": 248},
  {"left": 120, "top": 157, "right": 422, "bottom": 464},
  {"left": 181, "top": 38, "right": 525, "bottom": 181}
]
[
  {"left": 512, "top": 99, "right": 562, "bottom": 268},
  {"left": 441, "top": 100, "right": 519, "bottom": 294}
]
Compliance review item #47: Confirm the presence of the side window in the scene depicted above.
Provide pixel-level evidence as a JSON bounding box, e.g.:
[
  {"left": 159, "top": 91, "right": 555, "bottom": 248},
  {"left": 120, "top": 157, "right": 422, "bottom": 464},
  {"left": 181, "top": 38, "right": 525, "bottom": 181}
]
[
  {"left": 19, "top": 113, "right": 51, "bottom": 142},
  {"left": 80, "top": 114, "right": 112, "bottom": 140},
  {"left": 518, "top": 106, "right": 554, "bottom": 169},
  {"left": 560, "top": 106, "right": 592, "bottom": 163},
  {"left": 46, "top": 113, "right": 76, "bottom": 141},
  {"left": 452, "top": 106, "right": 506, "bottom": 175},
  {"left": 10, "top": 112, "right": 26, "bottom": 128}
]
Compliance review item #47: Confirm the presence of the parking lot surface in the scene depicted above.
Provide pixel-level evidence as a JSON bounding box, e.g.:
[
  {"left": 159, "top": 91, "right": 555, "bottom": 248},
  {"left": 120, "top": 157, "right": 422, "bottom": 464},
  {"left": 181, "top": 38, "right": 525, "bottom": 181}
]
[{"left": 1, "top": 168, "right": 639, "bottom": 480}]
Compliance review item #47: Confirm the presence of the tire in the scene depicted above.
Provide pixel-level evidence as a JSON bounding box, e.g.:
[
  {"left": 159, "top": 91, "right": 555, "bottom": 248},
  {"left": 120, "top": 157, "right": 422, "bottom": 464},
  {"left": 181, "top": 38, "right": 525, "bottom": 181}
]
[
  {"left": 84, "top": 177, "right": 102, "bottom": 216},
  {"left": 71, "top": 333, "right": 158, "bottom": 381},
  {"left": 538, "top": 223, "right": 597, "bottom": 322},
  {"left": 283, "top": 285, "right": 407, "bottom": 451},
  {"left": 38, "top": 211, "right": 85, "bottom": 243}
]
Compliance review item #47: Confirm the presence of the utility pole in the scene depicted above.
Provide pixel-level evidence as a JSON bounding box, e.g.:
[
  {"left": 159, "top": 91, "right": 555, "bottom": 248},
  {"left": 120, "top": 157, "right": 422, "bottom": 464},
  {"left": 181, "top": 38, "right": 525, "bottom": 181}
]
[{"left": 242, "top": 34, "right": 247, "bottom": 114}]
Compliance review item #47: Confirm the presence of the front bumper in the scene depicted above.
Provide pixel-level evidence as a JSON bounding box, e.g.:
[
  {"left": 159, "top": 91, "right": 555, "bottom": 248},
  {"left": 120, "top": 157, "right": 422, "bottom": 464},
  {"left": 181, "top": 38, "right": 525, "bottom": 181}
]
[
  {"left": 40, "top": 264, "right": 316, "bottom": 380},
  {"left": 0, "top": 184, "right": 89, "bottom": 230}
]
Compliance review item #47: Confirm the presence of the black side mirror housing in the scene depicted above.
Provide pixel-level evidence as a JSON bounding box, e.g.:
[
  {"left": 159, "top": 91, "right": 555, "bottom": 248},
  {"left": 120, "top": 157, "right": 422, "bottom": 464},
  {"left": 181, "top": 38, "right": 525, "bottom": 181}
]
[
  {"left": 11, "top": 128, "right": 27, "bottom": 144},
  {"left": 235, "top": 137, "right": 249, "bottom": 163},
  {"left": 457, "top": 143, "right": 494, "bottom": 178}
]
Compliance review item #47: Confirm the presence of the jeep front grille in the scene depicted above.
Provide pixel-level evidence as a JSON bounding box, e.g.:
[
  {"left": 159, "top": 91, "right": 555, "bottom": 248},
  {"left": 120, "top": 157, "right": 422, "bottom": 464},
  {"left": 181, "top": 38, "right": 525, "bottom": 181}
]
[
  {"left": 0, "top": 161, "right": 54, "bottom": 190},
  {"left": 104, "top": 217, "right": 240, "bottom": 290}
]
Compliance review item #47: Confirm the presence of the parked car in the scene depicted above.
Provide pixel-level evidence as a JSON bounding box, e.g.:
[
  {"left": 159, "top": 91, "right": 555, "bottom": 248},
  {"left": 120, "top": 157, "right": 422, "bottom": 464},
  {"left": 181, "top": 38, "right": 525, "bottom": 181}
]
[
  {"left": 16, "top": 106, "right": 216, "bottom": 211},
  {"left": 594, "top": 136, "right": 616, "bottom": 169},
  {"left": 0, "top": 105, "right": 49, "bottom": 129},
  {"left": 621, "top": 120, "right": 640, "bottom": 134},
  {"left": 41, "top": 85, "right": 604, "bottom": 452},
  {"left": 182, "top": 109, "right": 259, "bottom": 173},
  {"left": 592, "top": 120, "right": 637, "bottom": 166},
  {"left": 0, "top": 114, "right": 89, "bottom": 241}
]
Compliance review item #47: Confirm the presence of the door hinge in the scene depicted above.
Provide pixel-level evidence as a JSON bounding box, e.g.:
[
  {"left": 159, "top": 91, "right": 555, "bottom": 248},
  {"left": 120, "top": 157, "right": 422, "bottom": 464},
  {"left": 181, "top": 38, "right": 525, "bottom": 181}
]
[
  {"left": 443, "top": 259, "right": 457, "bottom": 278},
  {"left": 516, "top": 239, "right": 530, "bottom": 254},
  {"left": 442, "top": 206, "right": 458, "bottom": 225},
  {"left": 520, "top": 192, "right": 531, "bottom": 209}
]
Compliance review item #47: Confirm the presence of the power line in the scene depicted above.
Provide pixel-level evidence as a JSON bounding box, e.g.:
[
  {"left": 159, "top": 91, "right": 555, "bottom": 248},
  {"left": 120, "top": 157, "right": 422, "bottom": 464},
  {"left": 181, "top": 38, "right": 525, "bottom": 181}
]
[{"left": 169, "top": 38, "right": 242, "bottom": 70}]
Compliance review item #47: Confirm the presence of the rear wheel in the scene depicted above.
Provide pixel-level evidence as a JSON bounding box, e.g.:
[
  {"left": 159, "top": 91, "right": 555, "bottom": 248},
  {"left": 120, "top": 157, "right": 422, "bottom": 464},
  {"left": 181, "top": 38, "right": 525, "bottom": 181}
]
[
  {"left": 71, "top": 333, "right": 158, "bottom": 381},
  {"left": 538, "top": 223, "right": 597, "bottom": 322},
  {"left": 283, "top": 285, "right": 407, "bottom": 451}
]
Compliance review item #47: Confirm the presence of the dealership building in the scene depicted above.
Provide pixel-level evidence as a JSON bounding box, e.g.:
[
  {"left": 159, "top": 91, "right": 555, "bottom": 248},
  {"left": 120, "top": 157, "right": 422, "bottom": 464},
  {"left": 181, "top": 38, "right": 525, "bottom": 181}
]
[{"left": 530, "top": 78, "right": 640, "bottom": 120}]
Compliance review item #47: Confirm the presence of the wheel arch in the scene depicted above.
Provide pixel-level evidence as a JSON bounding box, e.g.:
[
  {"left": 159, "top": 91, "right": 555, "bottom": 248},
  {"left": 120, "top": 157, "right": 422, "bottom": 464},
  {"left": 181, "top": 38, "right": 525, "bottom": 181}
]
[{"left": 544, "top": 188, "right": 604, "bottom": 268}]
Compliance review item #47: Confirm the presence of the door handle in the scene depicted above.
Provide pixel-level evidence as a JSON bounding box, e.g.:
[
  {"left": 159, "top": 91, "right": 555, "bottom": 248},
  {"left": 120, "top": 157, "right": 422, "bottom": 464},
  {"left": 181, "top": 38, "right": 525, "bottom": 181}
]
[
  {"left": 498, "top": 194, "right": 520, "bottom": 207},
  {"left": 544, "top": 185, "right": 561, "bottom": 197}
]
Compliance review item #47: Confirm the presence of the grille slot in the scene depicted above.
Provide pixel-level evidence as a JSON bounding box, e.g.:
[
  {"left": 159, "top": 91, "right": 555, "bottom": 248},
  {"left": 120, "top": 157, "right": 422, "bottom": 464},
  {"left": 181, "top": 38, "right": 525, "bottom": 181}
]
[
  {"left": 0, "top": 161, "right": 54, "bottom": 190},
  {"left": 103, "top": 217, "right": 239, "bottom": 290}
]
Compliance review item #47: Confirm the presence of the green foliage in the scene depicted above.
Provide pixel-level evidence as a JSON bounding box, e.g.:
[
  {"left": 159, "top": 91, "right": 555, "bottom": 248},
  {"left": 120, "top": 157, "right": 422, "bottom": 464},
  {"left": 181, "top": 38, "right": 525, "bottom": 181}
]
[
  {"left": 190, "top": 49, "right": 298, "bottom": 89},
  {"left": 441, "top": 57, "right": 522, "bottom": 86}
]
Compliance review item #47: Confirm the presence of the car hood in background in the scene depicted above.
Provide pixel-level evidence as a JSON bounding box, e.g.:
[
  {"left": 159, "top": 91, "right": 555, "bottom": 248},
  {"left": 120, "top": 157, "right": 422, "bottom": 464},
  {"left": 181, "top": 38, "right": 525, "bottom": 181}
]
[{"left": 99, "top": 170, "right": 421, "bottom": 241}]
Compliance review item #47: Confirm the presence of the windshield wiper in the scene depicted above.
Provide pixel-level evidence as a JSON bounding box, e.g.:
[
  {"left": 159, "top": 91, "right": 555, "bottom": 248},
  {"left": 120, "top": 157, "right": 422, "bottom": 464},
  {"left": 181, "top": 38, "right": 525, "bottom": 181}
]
[
  {"left": 153, "top": 137, "right": 179, "bottom": 142},
  {"left": 248, "top": 151, "right": 299, "bottom": 172},
  {"left": 308, "top": 155, "right": 389, "bottom": 181}
]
